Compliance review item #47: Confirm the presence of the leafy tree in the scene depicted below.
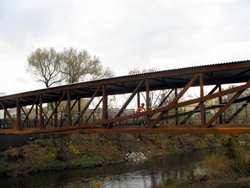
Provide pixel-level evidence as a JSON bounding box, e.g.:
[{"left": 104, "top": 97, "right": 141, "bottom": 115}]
[{"left": 27, "top": 48, "right": 63, "bottom": 88}]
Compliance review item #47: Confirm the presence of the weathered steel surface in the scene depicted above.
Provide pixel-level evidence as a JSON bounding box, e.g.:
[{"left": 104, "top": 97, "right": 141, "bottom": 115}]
[{"left": 1, "top": 60, "right": 250, "bottom": 134}]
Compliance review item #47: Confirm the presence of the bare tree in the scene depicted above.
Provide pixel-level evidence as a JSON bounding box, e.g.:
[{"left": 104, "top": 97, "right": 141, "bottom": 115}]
[
  {"left": 27, "top": 47, "right": 115, "bottom": 161},
  {"left": 27, "top": 47, "right": 115, "bottom": 86},
  {"left": 60, "top": 47, "right": 114, "bottom": 84},
  {"left": 128, "top": 67, "right": 166, "bottom": 108},
  {"left": 27, "top": 48, "right": 64, "bottom": 88}
]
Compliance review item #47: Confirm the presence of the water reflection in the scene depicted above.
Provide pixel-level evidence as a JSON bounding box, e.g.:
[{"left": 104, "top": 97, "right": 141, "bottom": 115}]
[{"left": 1, "top": 149, "right": 221, "bottom": 188}]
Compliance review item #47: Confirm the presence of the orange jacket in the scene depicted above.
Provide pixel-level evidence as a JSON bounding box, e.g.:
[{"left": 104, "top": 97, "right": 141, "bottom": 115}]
[{"left": 136, "top": 105, "right": 145, "bottom": 113}]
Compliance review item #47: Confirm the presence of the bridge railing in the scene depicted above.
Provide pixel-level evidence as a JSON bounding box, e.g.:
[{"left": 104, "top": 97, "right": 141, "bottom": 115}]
[{"left": 1, "top": 102, "right": 250, "bottom": 132}]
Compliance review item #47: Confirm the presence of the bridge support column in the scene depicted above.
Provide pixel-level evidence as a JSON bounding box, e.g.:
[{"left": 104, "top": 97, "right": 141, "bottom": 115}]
[
  {"left": 55, "top": 101, "right": 58, "bottom": 127},
  {"left": 77, "top": 99, "right": 81, "bottom": 125},
  {"left": 137, "top": 92, "right": 140, "bottom": 108},
  {"left": 67, "top": 90, "right": 71, "bottom": 126},
  {"left": 200, "top": 73, "right": 205, "bottom": 127},
  {"left": 35, "top": 104, "right": 38, "bottom": 128},
  {"left": 39, "top": 94, "right": 43, "bottom": 129},
  {"left": 146, "top": 79, "right": 150, "bottom": 126},
  {"left": 102, "top": 85, "right": 108, "bottom": 127},
  {"left": 16, "top": 98, "right": 20, "bottom": 130},
  {"left": 219, "top": 84, "right": 222, "bottom": 124},
  {"left": 4, "top": 111, "right": 6, "bottom": 128},
  {"left": 175, "top": 88, "right": 179, "bottom": 125}
]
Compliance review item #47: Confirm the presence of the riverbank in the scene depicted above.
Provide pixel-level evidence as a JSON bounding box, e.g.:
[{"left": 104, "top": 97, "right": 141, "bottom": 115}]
[
  {"left": 0, "top": 134, "right": 220, "bottom": 178},
  {"left": 0, "top": 149, "right": 223, "bottom": 188},
  {"left": 156, "top": 176, "right": 250, "bottom": 188},
  {"left": 155, "top": 135, "right": 250, "bottom": 188},
  {"left": 1, "top": 134, "right": 250, "bottom": 187}
]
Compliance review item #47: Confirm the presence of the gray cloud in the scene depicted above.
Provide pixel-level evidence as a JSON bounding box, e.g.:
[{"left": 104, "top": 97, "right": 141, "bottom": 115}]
[{"left": 0, "top": 0, "right": 250, "bottom": 94}]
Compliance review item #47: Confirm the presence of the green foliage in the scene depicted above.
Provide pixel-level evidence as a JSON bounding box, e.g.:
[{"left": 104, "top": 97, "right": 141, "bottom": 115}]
[
  {"left": 45, "top": 161, "right": 66, "bottom": 171},
  {"left": 69, "top": 156, "right": 105, "bottom": 168},
  {"left": 107, "top": 150, "right": 120, "bottom": 162},
  {"left": 186, "top": 164, "right": 196, "bottom": 183},
  {"left": 61, "top": 176, "right": 109, "bottom": 188},
  {"left": 89, "top": 176, "right": 109, "bottom": 188},
  {"left": 0, "top": 163, "right": 9, "bottom": 177},
  {"left": 220, "top": 135, "right": 242, "bottom": 162},
  {"left": 219, "top": 135, "right": 250, "bottom": 178},
  {"left": 164, "top": 176, "right": 176, "bottom": 185},
  {"left": 201, "top": 154, "right": 229, "bottom": 178}
]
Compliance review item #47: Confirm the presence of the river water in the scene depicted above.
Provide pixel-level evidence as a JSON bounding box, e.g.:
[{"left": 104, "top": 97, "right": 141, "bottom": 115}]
[{"left": 1, "top": 149, "right": 221, "bottom": 188}]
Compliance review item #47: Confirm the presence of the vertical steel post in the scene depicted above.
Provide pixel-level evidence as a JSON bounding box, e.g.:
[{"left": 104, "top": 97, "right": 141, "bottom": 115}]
[
  {"left": 36, "top": 104, "right": 38, "bottom": 128},
  {"left": 55, "top": 101, "right": 58, "bottom": 127},
  {"left": 146, "top": 79, "right": 150, "bottom": 126},
  {"left": 246, "top": 106, "right": 248, "bottom": 123},
  {"left": 67, "top": 90, "right": 71, "bottom": 126},
  {"left": 102, "top": 85, "right": 108, "bottom": 126},
  {"left": 16, "top": 98, "right": 20, "bottom": 130},
  {"left": 175, "top": 88, "right": 178, "bottom": 125},
  {"left": 137, "top": 92, "right": 140, "bottom": 108},
  {"left": 200, "top": 73, "right": 205, "bottom": 127},
  {"left": 219, "top": 84, "right": 222, "bottom": 124},
  {"left": 39, "top": 94, "right": 43, "bottom": 129},
  {"left": 4, "top": 111, "right": 6, "bottom": 128},
  {"left": 78, "top": 98, "right": 81, "bottom": 125}
]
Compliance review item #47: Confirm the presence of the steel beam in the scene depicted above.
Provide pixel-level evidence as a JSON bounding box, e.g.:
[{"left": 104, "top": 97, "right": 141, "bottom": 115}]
[
  {"left": 44, "top": 91, "right": 66, "bottom": 128},
  {"left": 205, "top": 90, "right": 245, "bottom": 127},
  {"left": 19, "top": 95, "right": 38, "bottom": 130},
  {"left": 225, "top": 100, "right": 250, "bottom": 124},
  {"left": 1, "top": 62, "right": 250, "bottom": 135},
  {"left": 200, "top": 73, "right": 205, "bottom": 127},
  {"left": 73, "top": 85, "right": 101, "bottom": 125},
  {"left": 102, "top": 85, "right": 108, "bottom": 127},
  {"left": 3, "top": 125, "right": 250, "bottom": 135},
  {"left": 67, "top": 90, "right": 71, "bottom": 126},
  {"left": 150, "top": 73, "right": 200, "bottom": 128},
  {"left": 107, "top": 80, "right": 145, "bottom": 128},
  {"left": 0, "top": 101, "right": 17, "bottom": 130}
]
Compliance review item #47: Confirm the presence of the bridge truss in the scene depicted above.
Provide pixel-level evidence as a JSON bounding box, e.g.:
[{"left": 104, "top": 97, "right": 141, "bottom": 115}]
[{"left": 1, "top": 60, "right": 250, "bottom": 134}]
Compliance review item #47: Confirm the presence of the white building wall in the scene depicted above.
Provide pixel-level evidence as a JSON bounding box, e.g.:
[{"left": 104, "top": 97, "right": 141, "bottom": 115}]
[{"left": 0, "top": 92, "right": 6, "bottom": 119}]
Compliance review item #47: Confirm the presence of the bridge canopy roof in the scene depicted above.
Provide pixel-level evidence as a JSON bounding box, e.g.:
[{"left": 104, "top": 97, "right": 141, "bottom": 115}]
[{"left": 1, "top": 60, "right": 250, "bottom": 109}]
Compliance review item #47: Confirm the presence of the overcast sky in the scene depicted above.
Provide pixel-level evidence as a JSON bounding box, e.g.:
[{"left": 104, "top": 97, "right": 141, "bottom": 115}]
[{"left": 0, "top": 0, "right": 250, "bottom": 95}]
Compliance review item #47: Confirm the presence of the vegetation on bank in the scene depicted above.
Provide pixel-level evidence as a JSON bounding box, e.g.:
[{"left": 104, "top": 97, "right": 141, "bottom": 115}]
[
  {"left": 0, "top": 134, "right": 122, "bottom": 177},
  {"left": 0, "top": 133, "right": 223, "bottom": 178},
  {"left": 155, "top": 134, "right": 250, "bottom": 188},
  {"left": 2, "top": 134, "right": 250, "bottom": 187}
]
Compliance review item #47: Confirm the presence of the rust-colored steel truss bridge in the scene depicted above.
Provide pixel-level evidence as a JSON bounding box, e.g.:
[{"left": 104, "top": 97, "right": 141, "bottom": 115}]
[{"left": 1, "top": 60, "right": 250, "bottom": 135}]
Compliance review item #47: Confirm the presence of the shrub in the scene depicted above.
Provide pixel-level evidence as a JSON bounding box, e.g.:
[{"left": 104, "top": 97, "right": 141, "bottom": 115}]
[
  {"left": 201, "top": 154, "right": 229, "bottom": 178},
  {"left": 69, "top": 156, "right": 105, "bottom": 168},
  {"left": 220, "top": 135, "right": 242, "bottom": 162},
  {"left": 165, "top": 176, "right": 176, "bottom": 185}
]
